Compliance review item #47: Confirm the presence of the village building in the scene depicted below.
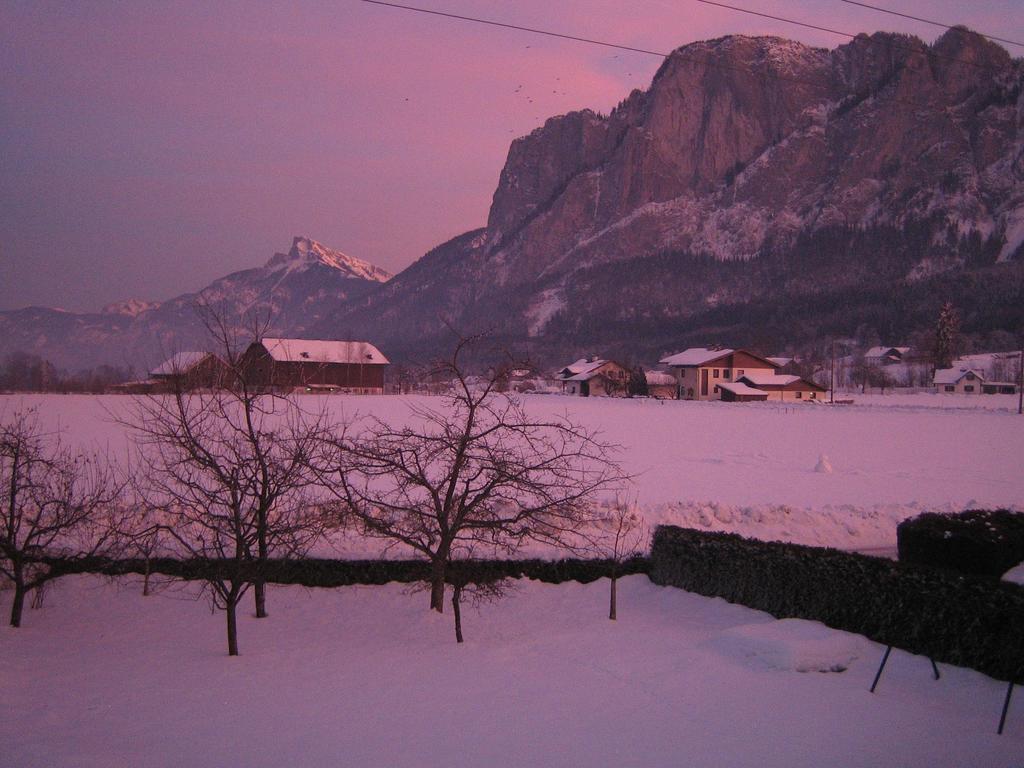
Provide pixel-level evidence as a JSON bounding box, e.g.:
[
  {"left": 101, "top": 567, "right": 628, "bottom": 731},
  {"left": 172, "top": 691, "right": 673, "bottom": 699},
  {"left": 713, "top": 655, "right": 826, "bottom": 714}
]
[
  {"left": 933, "top": 366, "right": 1018, "bottom": 395},
  {"left": 732, "top": 371, "right": 827, "bottom": 401},
  {"left": 865, "top": 346, "right": 911, "bottom": 366},
  {"left": 644, "top": 370, "right": 677, "bottom": 399},
  {"left": 149, "top": 351, "right": 230, "bottom": 390},
  {"left": 933, "top": 367, "right": 985, "bottom": 394},
  {"left": 556, "top": 357, "right": 631, "bottom": 397},
  {"left": 240, "top": 338, "right": 389, "bottom": 394},
  {"left": 658, "top": 347, "right": 781, "bottom": 401},
  {"left": 716, "top": 381, "right": 769, "bottom": 402}
]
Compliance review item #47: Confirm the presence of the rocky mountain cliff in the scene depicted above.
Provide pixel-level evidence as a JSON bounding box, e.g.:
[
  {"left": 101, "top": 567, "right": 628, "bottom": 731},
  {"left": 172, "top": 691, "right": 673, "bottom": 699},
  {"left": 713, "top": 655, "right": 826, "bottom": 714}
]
[
  {"left": 0, "top": 237, "right": 391, "bottom": 372},
  {"left": 5, "top": 29, "right": 1024, "bottom": 372},
  {"left": 323, "top": 28, "right": 1024, "bottom": 363}
]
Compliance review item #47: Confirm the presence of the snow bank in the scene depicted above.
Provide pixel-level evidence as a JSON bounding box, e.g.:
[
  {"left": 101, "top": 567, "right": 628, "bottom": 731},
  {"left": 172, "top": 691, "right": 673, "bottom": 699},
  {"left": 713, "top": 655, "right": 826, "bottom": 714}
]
[{"left": 708, "top": 618, "right": 874, "bottom": 673}]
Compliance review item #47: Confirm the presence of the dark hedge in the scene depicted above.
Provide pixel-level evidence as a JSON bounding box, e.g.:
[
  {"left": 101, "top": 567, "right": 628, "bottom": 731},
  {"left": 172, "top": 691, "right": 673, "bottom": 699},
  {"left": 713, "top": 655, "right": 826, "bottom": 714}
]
[
  {"left": 649, "top": 525, "right": 1024, "bottom": 683},
  {"left": 897, "top": 509, "right": 1024, "bottom": 578},
  {"left": 39, "top": 554, "right": 649, "bottom": 589}
]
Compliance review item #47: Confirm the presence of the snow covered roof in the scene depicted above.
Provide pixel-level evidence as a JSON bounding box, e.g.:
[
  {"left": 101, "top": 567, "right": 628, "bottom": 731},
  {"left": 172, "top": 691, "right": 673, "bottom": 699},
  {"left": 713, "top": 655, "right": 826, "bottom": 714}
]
[
  {"left": 259, "top": 338, "right": 389, "bottom": 365},
  {"left": 766, "top": 357, "right": 792, "bottom": 367},
  {"left": 933, "top": 367, "right": 985, "bottom": 385},
  {"left": 659, "top": 347, "right": 734, "bottom": 367},
  {"left": 718, "top": 381, "right": 767, "bottom": 396},
  {"left": 150, "top": 351, "right": 215, "bottom": 377},
  {"left": 645, "top": 371, "right": 676, "bottom": 386},
  {"left": 739, "top": 372, "right": 802, "bottom": 387},
  {"left": 558, "top": 358, "right": 607, "bottom": 379},
  {"left": 866, "top": 346, "right": 910, "bottom": 358}
]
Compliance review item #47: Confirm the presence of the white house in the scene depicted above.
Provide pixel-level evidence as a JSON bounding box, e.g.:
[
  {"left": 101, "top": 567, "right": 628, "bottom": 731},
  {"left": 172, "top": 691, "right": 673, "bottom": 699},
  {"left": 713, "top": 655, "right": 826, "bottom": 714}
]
[
  {"left": 658, "top": 347, "right": 780, "bottom": 401},
  {"left": 556, "top": 358, "right": 631, "bottom": 397},
  {"left": 933, "top": 367, "right": 985, "bottom": 394}
]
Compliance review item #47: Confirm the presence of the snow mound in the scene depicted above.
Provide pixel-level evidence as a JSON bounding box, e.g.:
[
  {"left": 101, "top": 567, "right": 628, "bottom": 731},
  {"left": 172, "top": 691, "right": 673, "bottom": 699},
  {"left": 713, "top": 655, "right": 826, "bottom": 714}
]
[
  {"left": 814, "top": 453, "right": 833, "bottom": 473},
  {"left": 708, "top": 618, "right": 872, "bottom": 673}
]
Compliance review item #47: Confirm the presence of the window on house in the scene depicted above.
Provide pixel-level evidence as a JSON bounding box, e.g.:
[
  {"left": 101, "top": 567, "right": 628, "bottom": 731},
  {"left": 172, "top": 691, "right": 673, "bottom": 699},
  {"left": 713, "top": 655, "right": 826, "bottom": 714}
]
[
  {"left": 964, "top": 385, "right": 974, "bottom": 392},
  {"left": 795, "top": 391, "right": 803, "bottom": 398},
  {"left": 714, "top": 385, "right": 719, "bottom": 393},
  {"left": 810, "top": 392, "right": 816, "bottom": 399},
  {"left": 713, "top": 369, "right": 720, "bottom": 378},
  {"left": 723, "top": 369, "right": 731, "bottom": 378},
  {"left": 944, "top": 385, "right": 954, "bottom": 392},
  {"left": 738, "top": 369, "right": 744, "bottom": 376}
]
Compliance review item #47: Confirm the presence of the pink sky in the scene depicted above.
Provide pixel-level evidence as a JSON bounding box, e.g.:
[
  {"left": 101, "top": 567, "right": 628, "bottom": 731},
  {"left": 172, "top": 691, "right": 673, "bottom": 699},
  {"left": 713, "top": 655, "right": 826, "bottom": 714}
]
[{"left": 1, "top": 0, "right": 1021, "bottom": 312}]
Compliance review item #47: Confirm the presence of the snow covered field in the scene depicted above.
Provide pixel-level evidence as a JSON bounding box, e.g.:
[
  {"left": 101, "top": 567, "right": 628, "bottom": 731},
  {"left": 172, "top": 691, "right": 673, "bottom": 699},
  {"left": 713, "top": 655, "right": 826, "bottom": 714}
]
[
  {"left": 2, "top": 575, "right": 1020, "bottom": 767},
  {"left": 3, "top": 394, "right": 1023, "bottom": 766},
  {"left": 4, "top": 392, "right": 1022, "bottom": 552}
]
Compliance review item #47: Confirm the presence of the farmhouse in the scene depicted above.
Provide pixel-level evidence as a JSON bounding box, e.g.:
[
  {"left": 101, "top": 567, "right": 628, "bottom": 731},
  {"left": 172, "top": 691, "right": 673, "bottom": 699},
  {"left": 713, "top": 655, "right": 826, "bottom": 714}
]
[
  {"left": 865, "top": 346, "right": 911, "bottom": 366},
  {"left": 658, "top": 347, "right": 780, "bottom": 401},
  {"left": 933, "top": 367, "right": 985, "bottom": 394},
  {"left": 557, "top": 358, "right": 631, "bottom": 397},
  {"left": 733, "top": 371, "right": 827, "bottom": 401},
  {"left": 240, "top": 338, "right": 389, "bottom": 394},
  {"left": 149, "top": 351, "right": 229, "bottom": 390}
]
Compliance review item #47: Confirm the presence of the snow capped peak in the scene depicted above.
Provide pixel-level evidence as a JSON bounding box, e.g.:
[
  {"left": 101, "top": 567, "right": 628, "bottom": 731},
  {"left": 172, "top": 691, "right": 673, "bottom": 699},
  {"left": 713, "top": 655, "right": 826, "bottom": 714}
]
[
  {"left": 265, "top": 236, "right": 392, "bottom": 283},
  {"left": 100, "top": 298, "right": 160, "bottom": 317}
]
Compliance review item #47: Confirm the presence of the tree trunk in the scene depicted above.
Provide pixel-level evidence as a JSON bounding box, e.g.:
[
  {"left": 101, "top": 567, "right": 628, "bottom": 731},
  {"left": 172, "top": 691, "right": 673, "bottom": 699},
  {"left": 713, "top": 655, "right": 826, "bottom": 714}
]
[
  {"left": 254, "top": 522, "right": 268, "bottom": 618},
  {"left": 9, "top": 580, "right": 26, "bottom": 628},
  {"left": 452, "top": 584, "right": 464, "bottom": 643},
  {"left": 254, "top": 582, "right": 267, "bottom": 619},
  {"left": 609, "top": 576, "right": 617, "bottom": 621},
  {"left": 226, "top": 600, "right": 240, "bottom": 656},
  {"left": 142, "top": 557, "right": 151, "bottom": 597},
  {"left": 429, "top": 557, "right": 447, "bottom": 613}
]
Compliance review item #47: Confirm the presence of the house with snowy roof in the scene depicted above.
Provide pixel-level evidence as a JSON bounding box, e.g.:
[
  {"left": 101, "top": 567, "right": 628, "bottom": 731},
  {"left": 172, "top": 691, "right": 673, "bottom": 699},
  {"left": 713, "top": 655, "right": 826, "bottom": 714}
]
[
  {"left": 556, "top": 357, "right": 630, "bottom": 397},
  {"left": 731, "top": 371, "right": 827, "bottom": 401},
  {"left": 149, "top": 351, "right": 229, "bottom": 390},
  {"left": 658, "top": 347, "right": 780, "bottom": 401},
  {"left": 240, "top": 338, "right": 389, "bottom": 394},
  {"left": 933, "top": 367, "right": 985, "bottom": 394},
  {"left": 865, "top": 346, "right": 912, "bottom": 366}
]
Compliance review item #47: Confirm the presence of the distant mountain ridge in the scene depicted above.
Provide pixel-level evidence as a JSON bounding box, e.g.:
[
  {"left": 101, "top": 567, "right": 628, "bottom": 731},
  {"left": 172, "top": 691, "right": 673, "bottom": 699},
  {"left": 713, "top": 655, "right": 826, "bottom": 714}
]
[
  {"left": 4, "top": 28, "right": 1024, "bottom": 371},
  {"left": 0, "top": 236, "right": 391, "bottom": 371}
]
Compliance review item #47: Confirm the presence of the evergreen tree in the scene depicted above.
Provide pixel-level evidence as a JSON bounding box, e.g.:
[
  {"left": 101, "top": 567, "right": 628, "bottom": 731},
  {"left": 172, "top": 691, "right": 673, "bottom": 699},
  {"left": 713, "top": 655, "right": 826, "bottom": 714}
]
[
  {"left": 627, "top": 366, "right": 649, "bottom": 397},
  {"left": 933, "top": 301, "right": 960, "bottom": 370}
]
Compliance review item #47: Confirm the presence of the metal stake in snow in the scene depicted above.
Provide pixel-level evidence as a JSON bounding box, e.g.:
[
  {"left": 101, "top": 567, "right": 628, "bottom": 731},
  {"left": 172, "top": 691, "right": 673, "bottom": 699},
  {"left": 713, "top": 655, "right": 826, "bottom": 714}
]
[{"left": 815, "top": 454, "right": 833, "bottom": 474}]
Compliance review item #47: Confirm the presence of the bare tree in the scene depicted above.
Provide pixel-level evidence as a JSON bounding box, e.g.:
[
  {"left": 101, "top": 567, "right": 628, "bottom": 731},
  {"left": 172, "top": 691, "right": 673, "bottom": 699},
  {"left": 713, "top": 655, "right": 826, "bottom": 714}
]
[
  {"left": 121, "top": 309, "right": 330, "bottom": 655},
  {"left": 0, "top": 408, "right": 124, "bottom": 627},
  {"left": 589, "top": 498, "right": 648, "bottom": 621},
  {"left": 320, "top": 333, "right": 625, "bottom": 614}
]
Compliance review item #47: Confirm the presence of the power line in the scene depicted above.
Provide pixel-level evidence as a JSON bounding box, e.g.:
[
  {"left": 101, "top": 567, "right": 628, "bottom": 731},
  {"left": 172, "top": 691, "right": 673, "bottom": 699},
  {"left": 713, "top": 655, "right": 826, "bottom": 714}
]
[
  {"left": 358, "top": 0, "right": 990, "bottom": 111},
  {"left": 838, "top": 0, "right": 1024, "bottom": 49},
  {"left": 695, "top": 0, "right": 1001, "bottom": 71}
]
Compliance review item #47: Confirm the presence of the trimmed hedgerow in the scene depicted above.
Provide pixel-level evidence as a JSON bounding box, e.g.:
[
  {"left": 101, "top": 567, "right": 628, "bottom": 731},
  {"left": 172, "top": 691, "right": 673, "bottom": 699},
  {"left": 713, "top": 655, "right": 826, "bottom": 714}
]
[
  {"left": 649, "top": 525, "right": 1024, "bottom": 683},
  {"left": 39, "top": 555, "right": 649, "bottom": 589},
  {"left": 897, "top": 509, "right": 1024, "bottom": 578}
]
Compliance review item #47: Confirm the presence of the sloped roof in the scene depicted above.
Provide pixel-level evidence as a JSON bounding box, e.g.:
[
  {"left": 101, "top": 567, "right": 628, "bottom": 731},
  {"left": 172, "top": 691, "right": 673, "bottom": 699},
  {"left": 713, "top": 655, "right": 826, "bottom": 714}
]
[
  {"left": 659, "top": 347, "right": 734, "bottom": 366},
  {"left": 740, "top": 372, "right": 802, "bottom": 386},
  {"left": 766, "top": 357, "right": 792, "bottom": 367},
  {"left": 933, "top": 367, "right": 985, "bottom": 385},
  {"left": 558, "top": 358, "right": 607, "bottom": 380},
  {"left": 150, "top": 351, "right": 215, "bottom": 377},
  {"left": 645, "top": 371, "right": 676, "bottom": 386},
  {"left": 718, "top": 381, "right": 768, "bottom": 396},
  {"left": 260, "top": 338, "right": 389, "bottom": 365},
  {"left": 866, "top": 346, "right": 911, "bottom": 358}
]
